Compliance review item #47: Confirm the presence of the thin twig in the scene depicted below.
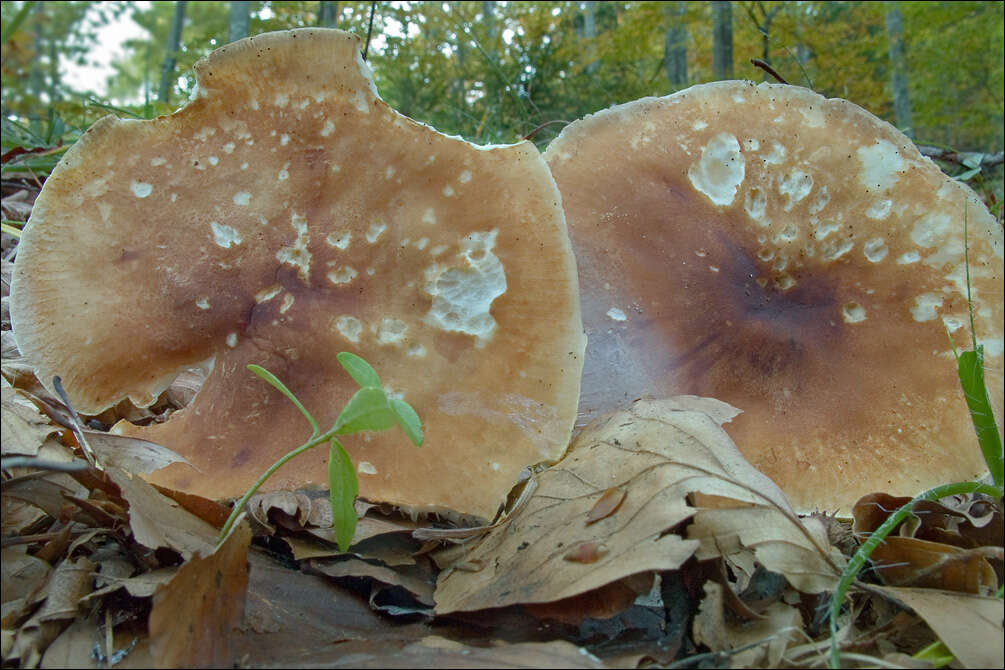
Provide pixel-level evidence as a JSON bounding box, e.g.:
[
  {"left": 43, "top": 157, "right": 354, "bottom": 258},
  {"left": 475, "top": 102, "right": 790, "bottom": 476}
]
[
  {"left": 362, "top": 0, "right": 376, "bottom": 61},
  {"left": 750, "top": 58, "right": 788, "bottom": 84},
  {"left": 52, "top": 376, "right": 100, "bottom": 469},
  {"left": 1, "top": 456, "right": 90, "bottom": 472}
]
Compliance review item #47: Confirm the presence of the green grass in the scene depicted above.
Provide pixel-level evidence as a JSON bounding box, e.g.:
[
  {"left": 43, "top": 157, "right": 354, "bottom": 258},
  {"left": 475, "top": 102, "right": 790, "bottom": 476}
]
[{"left": 826, "top": 209, "right": 1004, "bottom": 668}]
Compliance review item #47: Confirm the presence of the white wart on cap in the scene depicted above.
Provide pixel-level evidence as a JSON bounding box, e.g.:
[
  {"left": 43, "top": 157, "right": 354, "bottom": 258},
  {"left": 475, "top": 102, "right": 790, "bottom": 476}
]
[
  {"left": 11, "top": 29, "right": 585, "bottom": 522},
  {"left": 544, "top": 81, "right": 1003, "bottom": 513}
]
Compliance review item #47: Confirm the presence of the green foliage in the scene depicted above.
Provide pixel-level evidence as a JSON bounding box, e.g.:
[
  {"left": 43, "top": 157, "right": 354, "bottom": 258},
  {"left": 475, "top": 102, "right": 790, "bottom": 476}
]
[
  {"left": 2, "top": 2, "right": 1001, "bottom": 156},
  {"left": 217, "top": 353, "right": 422, "bottom": 552}
]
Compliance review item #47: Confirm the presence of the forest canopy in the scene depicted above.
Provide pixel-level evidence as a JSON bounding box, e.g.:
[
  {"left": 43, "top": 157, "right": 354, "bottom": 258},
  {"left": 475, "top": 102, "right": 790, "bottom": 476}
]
[{"left": 2, "top": 1, "right": 1003, "bottom": 154}]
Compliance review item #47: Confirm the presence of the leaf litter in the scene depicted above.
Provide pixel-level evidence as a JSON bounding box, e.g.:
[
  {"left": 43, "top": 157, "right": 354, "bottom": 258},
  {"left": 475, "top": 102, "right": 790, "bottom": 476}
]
[{"left": 3, "top": 215, "right": 1004, "bottom": 667}]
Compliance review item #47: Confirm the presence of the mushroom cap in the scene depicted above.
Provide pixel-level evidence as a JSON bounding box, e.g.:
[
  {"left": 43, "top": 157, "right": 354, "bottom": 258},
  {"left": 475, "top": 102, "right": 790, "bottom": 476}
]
[
  {"left": 11, "top": 29, "right": 585, "bottom": 522},
  {"left": 544, "top": 81, "right": 1003, "bottom": 513}
]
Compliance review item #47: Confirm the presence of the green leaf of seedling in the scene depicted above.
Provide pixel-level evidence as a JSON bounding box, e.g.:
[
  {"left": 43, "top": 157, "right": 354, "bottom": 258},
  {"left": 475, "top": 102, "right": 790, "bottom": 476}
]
[
  {"left": 248, "top": 364, "right": 321, "bottom": 436},
  {"left": 337, "top": 352, "right": 381, "bottom": 389},
  {"left": 333, "top": 387, "right": 396, "bottom": 435},
  {"left": 389, "top": 398, "right": 423, "bottom": 446},
  {"left": 328, "top": 439, "right": 359, "bottom": 552},
  {"left": 957, "top": 346, "right": 1004, "bottom": 488},
  {"left": 954, "top": 166, "right": 981, "bottom": 182}
]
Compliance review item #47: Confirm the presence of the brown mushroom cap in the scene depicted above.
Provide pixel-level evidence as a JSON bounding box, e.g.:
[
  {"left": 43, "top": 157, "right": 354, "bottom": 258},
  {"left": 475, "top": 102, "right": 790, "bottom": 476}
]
[
  {"left": 11, "top": 29, "right": 585, "bottom": 522},
  {"left": 544, "top": 81, "right": 1003, "bottom": 513}
]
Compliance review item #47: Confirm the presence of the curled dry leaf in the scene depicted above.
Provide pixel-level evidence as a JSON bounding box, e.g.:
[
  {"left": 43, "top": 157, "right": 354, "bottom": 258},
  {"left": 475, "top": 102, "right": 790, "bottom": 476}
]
[
  {"left": 434, "top": 397, "right": 836, "bottom": 613},
  {"left": 875, "top": 585, "right": 1004, "bottom": 670},
  {"left": 84, "top": 431, "right": 189, "bottom": 476},
  {"left": 308, "top": 556, "right": 435, "bottom": 608},
  {"left": 852, "top": 493, "right": 1001, "bottom": 594}
]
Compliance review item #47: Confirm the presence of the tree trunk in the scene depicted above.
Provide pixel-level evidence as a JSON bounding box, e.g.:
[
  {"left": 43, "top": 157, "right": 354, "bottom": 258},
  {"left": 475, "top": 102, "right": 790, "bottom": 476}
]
[
  {"left": 581, "top": 1, "right": 598, "bottom": 75},
  {"left": 712, "top": 1, "right": 733, "bottom": 80},
  {"left": 159, "top": 1, "right": 187, "bottom": 105},
  {"left": 228, "top": 1, "right": 250, "bottom": 43},
  {"left": 663, "top": 2, "right": 688, "bottom": 90},
  {"left": 317, "top": 1, "right": 339, "bottom": 28},
  {"left": 745, "top": 1, "right": 781, "bottom": 80},
  {"left": 884, "top": 3, "right": 913, "bottom": 138},
  {"left": 482, "top": 0, "right": 497, "bottom": 55}
]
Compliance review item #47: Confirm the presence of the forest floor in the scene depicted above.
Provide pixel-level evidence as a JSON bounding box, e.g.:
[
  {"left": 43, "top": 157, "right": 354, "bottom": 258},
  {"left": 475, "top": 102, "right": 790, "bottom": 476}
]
[{"left": 1, "top": 172, "right": 1002, "bottom": 669}]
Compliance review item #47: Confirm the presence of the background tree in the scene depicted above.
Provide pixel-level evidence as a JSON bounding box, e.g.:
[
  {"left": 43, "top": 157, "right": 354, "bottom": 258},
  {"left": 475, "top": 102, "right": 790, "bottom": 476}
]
[
  {"left": 229, "top": 1, "right": 251, "bottom": 43},
  {"left": 158, "top": 1, "right": 187, "bottom": 104},
  {"left": 2, "top": 0, "right": 1001, "bottom": 163},
  {"left": 712, "top": 0, "right": 733, "bottom": 80}
]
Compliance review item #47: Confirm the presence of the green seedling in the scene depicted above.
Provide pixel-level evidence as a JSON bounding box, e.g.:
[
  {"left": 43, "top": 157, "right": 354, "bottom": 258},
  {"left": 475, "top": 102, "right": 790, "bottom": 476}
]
[
  {"left": 827, "top": 210, "right": 1004, "bottom": 668},
  {"left": 217, "top": 352, "right": 423, "bottom": 551}
]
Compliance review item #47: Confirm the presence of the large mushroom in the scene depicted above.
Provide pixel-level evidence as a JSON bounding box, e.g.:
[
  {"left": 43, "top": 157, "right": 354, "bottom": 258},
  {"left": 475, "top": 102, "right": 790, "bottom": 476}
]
[
  {"left": 10, "top": 29, "right": 585, "bottom": 522},
  {"left": 544, "top": 81, "right": 1003, "bottom": 513}
]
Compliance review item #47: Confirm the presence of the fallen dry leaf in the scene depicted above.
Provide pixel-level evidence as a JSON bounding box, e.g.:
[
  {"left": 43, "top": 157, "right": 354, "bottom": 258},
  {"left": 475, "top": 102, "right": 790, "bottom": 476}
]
[
  {"left": 692, "top": 581, "right": 802, "bottom": 669},
  {"left": 687, "top": 506, "right": 844, "bottom": 594},
  {"left": 1, "top": 549, "right": 51, "bottom": 605},
  {"left": 39, "top": 617, "right": 155, "bottom": 669},
  {"left": 1, "top": 383, "right": 59, "bottom": 457},
  {"left": 86, "top": 431, "right": 189, "bottom": 475},
  {"left": 7, "top": 557, "right": 95, "bottom": 668},
  {"left": 148, "top": 519, "right": 251, "bottom": 669},
  {"left": 105, "top": 467, "right": 217, "bottom": 559},
  {"left": 875, "top": 585, "right": 1004, "bottom": 669},
  {"left": 434, "top": 397, "right": 819, "bottom": 613},
  {"left": 853, "top": 492, "right": 1001, "bottom": 594}
]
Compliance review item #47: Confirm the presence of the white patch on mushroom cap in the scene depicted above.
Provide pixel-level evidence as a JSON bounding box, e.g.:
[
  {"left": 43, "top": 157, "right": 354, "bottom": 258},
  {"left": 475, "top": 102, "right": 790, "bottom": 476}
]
[
  {"left": 842, "top": 302, "right": 867, "bottom": 323},
  {"left": 358, "top": 461, "right": 378, "bottom": 475},
  {"left": 196, "top": 297, "right": 211, "bottom": 310},
  {"left": 910, "top": 213, "right": 951, "bottom": 248},
  {"left": 334, "top": 315, "right": 363, "bottom": 343},
  {"left": 275, "top": 212, "right": 311, "bottom": 281},
  {"left": 865, "top": 199, "right": 892, "bottom": 220},
  {"left": 233, "top": 191, "right": 252, "bottom": 206},
  {"left": 351, "top": 89, "right": 369, "bottom": 113},
  {"left": 131, "top": 181, "right": 153, "bottom": 198},
  {"left": 424, "top": 229, "right": 507, "bottom": 345},
  {"left": 606, "top": 307, "right": 627, "bottom": 321},
  {"left": 744, "top": 188, "right": 768, "bottom": 225},
  {"left": 687, "top": 132, "right": 745, "bottom": 207},
  {"left": 858, "top": 140, "right": 905, "bottom": 192},
  {"left": 327, "top": 266, "right": 358, "bottom": 285},
  {"left": 326, "top": 231, "right": 351, "bottom": 249},
  {"left": 911, "top": 293, "right": 943, "bottom": 322},
  {"left": 863, "top": 237, "right": 889, "bottom": 262},
  {"left": 777, "top": 170, "right": 813, "bottom": 210},
  {"left": 255, "top": 285, "right": 281, "bottom": 303},
  {"left": 366, "top": 221, "right": 387, "bottom": 243},
  {"left": 210, "top": 222, "right": 242, "bottom": 248},
  {"left": 374, "top": 318, "right": 409, "bottom": 346}
]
